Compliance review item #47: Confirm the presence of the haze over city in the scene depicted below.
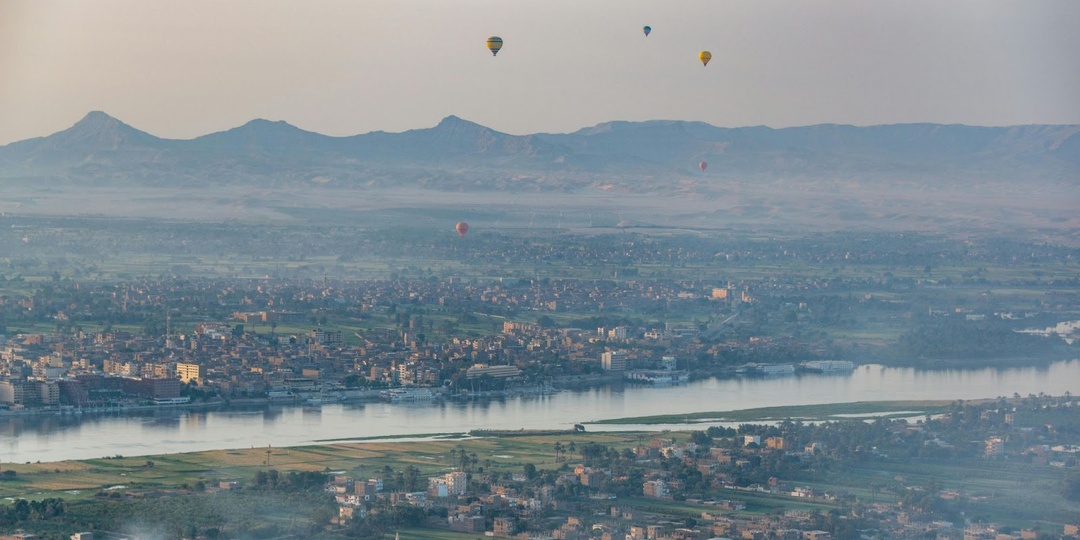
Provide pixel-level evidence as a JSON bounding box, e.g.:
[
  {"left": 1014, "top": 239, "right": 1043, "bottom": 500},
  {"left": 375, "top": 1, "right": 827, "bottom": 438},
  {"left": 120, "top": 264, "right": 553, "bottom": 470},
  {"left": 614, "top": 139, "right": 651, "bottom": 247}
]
[{"left": 0, "top": 2, "right": 1078, "bottom": 538}]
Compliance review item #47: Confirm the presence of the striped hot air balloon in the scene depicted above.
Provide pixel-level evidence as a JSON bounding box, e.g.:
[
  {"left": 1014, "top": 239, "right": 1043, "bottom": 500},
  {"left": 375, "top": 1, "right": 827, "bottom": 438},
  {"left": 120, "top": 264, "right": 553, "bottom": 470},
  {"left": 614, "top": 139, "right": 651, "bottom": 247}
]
[{"left": 486, "top": 36, "right": 503, "bottom": 56}]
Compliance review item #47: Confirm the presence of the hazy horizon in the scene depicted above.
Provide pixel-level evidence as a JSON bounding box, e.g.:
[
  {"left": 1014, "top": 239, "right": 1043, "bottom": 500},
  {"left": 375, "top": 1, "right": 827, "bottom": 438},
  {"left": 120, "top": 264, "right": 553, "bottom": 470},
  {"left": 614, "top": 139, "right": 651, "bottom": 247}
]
[
  {"left": 13, "top": 109, "right": 1080, "bottom": 146},
  {"left": 3, "top": 0, "right": 1079, "bottom": 145}
]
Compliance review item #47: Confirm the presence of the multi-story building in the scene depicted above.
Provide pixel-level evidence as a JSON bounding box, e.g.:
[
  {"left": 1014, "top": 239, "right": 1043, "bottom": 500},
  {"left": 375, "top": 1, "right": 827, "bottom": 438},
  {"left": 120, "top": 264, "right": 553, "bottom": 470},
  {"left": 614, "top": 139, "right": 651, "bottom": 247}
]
[
  {"left": 502, "top": 321, "right": 538, "bottom": 334},
  {"left": 121, "top": 377, "right": 183, "bottom": 399},
  {"left": 397, "top": 362, "right": 417, "bottom": 385},
  {"left": 465, "top": 364, "right": 522, "bottom": 379},
  {"left": 601, "top": 351, "right": 626, "bottom": 372},
  {"left": 0, "top": 380, "right": 34, "bottom": 405},
  {"left": 142, "top": 363, "right": 174, "bottom": 379},
  {"left": 40, "top": 380, "right": 60, "bottom": 405},
  {"left": 428, "top": 471, "right": 467, "bottom": 497},
  {"left": 661, "top": 356, "right": 678, "bottom": 371},
  {"left": 57, "top": 379, "right": 91, "bottom": 406},
  {"left": 103, "top": 359, "right": 136, "bottom": 376},
  {"left": 310, "top": 329, "right": 343, "bottom": 347},
  {"left": 176, "top": 362, "right": 202, "bottom": 383},
  {"left": 643, "top": 479, "right": 670, "bottom": 498},
  {"left": 0, "top": 379, "right": 57, "bottom": 406},
  {"left": 32, "top": 365, "right": 67, "bottom": 380},
  {"left": 493, "top": 517, "right": 516, "bottom": 537}
]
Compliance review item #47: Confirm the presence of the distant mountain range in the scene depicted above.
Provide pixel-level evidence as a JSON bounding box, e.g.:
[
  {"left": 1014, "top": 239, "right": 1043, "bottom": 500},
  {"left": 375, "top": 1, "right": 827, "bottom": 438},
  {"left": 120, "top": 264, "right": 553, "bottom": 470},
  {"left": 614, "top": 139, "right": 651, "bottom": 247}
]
[
  {"left": 2, "top": 111, "right": 1077, "bottom": 192},
  {"left": 2, "top": 111, "right": 1078, "bottom": 239}
]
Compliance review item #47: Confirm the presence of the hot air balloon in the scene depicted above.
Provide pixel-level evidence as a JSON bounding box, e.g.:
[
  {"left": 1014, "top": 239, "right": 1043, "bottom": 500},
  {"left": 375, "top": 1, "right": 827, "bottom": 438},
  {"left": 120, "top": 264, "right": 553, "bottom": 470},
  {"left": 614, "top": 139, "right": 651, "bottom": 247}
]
[
  {"left": 455, "top": 222, "right": 469, "bottom": 238},
  {"left": 699, "top": 161, "right": 708, "bottom": 172},
  {"left": 699, "top": 50, "right": 712, "bottom": 66},
  {"left": 643, "top": 25, "right": 651, "bottom": 37},
  {"left": 486, "top": 37, "right": 503, "bottom": 56}
]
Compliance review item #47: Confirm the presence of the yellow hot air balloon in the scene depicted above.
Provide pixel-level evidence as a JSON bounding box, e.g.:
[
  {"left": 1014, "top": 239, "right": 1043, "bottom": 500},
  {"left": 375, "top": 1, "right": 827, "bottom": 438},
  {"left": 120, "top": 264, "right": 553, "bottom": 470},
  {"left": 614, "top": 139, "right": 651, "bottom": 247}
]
[
  {"left": 699, "top": 51, "right": 712, "bottom": 66},
  {"left": 487, "top": 36, "right": 503, "bottom": 57}
]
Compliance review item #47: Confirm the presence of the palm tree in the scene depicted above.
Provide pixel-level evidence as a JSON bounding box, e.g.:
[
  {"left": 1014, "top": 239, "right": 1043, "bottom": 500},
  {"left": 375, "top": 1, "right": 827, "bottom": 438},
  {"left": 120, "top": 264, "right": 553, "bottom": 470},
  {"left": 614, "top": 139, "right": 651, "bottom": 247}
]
[
  {"left": 567, "top": 441, "right": 576, "bottom": 461},
  {"left": 553, "top": 441, "right": 564, "bottom": 462}
]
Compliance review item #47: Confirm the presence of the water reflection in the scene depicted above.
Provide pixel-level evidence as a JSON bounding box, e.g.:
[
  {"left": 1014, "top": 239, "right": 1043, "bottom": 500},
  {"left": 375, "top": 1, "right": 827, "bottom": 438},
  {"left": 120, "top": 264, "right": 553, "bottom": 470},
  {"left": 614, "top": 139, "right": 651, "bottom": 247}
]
[{"left": 1, "top": 360, "right": 1076, "bottom": 463}]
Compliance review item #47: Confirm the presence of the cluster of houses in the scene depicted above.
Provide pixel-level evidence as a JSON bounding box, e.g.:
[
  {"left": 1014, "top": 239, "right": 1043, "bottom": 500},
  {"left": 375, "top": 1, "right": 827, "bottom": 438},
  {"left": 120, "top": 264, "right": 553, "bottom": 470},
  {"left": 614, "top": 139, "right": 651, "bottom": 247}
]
[
  {"left": 0, "top": 302, "right": 782, "bottom": 411},
  {"left": 3, "top": 268, "right": 1022, "bottom": 413},
  {"left": 304, "top": 430, "right": 1080, "bottom": 539},
  {"left": 312, "top": 442, "right": 849, "bottom": 540}
]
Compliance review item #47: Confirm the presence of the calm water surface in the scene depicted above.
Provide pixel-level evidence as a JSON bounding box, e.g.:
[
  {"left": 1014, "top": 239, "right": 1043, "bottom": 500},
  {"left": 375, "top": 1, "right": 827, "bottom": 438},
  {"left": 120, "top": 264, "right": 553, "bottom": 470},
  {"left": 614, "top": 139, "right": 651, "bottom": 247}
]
[{"left": 5, "top": 360, "right": 1078, "bottom": 463}]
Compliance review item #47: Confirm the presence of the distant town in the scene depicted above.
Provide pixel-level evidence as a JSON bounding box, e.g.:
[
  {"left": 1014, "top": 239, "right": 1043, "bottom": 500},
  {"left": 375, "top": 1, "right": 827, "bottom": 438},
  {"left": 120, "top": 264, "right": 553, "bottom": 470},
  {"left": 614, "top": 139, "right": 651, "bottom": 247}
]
[
  {"left": 1, "top": 263, "right": 1070, "bottom": 414},
  {"left": 0, "top": 277, "right": 841, "bottom": 412}
]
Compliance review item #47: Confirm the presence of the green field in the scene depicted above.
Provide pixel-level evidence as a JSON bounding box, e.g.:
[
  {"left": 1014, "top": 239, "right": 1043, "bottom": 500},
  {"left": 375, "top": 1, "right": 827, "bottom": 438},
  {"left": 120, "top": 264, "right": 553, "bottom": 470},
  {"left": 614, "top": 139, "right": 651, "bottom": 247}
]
[
  {"left": 387, "top": 530, "right": 486, "bottom": 540},
  {"left": 0, "top": 432, "right": 636, "bottom": 503}
]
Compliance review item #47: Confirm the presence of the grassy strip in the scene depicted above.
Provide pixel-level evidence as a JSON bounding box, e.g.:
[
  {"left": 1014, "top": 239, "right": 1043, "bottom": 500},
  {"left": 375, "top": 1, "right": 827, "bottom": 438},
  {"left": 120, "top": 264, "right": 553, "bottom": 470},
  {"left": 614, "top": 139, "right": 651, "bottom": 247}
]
[
  {"left": 388, "top": 529, "right": 490, "bottom": 540},
  {"left": 0, "top": 431, "right": 644, "bottom": 503},
  {"left": 312, "top": 432, "right": 468, "bottom": 443},
  {"left": 591, "top": 400, "right": 957, "bottom": 425}
]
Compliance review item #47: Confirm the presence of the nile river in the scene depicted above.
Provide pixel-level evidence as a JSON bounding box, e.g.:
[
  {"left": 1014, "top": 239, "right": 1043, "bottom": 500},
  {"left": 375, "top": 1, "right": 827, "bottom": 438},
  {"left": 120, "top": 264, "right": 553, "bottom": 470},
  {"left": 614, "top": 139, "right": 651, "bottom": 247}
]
[{"left": 4, "top": 360, "right": 1078, "bottom": 463}]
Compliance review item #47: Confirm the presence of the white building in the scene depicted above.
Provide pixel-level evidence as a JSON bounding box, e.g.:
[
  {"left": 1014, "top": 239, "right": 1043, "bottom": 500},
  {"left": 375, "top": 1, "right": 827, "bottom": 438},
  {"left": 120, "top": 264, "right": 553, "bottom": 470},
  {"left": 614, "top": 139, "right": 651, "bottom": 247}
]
[
  {"left": 661, "top": 356, "right": 678, "bottom": 371},
  {"left": 608, "top": 326, "right": 628, "bottom": 340},
  {"left": 465, "top": 364, "right": 522, "bottom": 379},
  {"left": 429, "top": 471, "right": 467, "bottom": 497},
  {"left": 601, "top": 351, "right": 627, "bottom": 371}
]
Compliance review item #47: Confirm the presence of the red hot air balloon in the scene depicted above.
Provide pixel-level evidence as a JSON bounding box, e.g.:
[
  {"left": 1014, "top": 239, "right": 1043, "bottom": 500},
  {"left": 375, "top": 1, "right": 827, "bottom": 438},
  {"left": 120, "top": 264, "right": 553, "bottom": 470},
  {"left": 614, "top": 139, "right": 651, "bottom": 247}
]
[
  {"left": 699, "top": 161, "right": 708, "bottom": 172},
  {"left": 455, "top": 222, "right": 469, "bottom": 237}
]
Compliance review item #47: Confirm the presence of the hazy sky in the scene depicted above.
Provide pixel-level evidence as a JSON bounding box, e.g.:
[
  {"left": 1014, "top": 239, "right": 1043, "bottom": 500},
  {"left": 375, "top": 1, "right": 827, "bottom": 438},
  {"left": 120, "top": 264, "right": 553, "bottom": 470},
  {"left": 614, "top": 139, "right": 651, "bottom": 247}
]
[{"left": 2, "top": 0, "right": 1078, "bottom": 144}]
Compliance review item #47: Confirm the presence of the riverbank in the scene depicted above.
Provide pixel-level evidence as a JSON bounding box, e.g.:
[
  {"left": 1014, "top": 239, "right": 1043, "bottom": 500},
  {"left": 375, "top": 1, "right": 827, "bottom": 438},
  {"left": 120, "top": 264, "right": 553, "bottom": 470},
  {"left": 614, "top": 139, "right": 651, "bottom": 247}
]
[
  {"left": 0, "top": 397, "right": 232, "bottom": 417},
  {"left": 3, "top": 357, "right": 1075, "bottom": 419},
  {"left": 589, "top": 399, "right": 959, "bottom": 425},
  {"left": 0, "top": 376, "right": 589, "bottom": 418},
  {"left": 3, "top": 360, "right": 1076, "bottom": 464},
  {"left": 872, "top": 355, "right": 1073, "bottom": 369}
]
